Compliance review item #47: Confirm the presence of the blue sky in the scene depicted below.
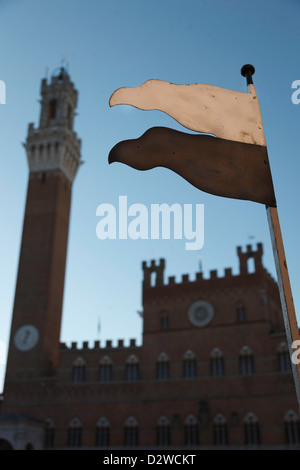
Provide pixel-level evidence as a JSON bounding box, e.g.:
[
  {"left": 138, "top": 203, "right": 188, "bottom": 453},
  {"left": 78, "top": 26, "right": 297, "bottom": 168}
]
[{"left": 0, "top": 0, "right": 299, "bottom": 391}]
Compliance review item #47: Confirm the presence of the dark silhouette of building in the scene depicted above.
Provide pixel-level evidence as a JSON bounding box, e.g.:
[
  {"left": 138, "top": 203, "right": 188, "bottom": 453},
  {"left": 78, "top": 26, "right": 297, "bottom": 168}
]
[{"left": 0, "top": 70, "right": 299, "bottom": 450}]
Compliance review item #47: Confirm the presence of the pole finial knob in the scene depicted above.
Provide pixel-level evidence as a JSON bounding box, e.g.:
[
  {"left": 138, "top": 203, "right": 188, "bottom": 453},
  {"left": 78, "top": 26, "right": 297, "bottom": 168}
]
[{"left": 241, "top": 64, "right": 255, "bottom": 85}]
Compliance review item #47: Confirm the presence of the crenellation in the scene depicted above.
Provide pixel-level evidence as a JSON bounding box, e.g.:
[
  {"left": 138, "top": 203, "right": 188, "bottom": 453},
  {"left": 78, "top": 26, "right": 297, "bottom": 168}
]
[
  {"left": 237, "top": 243, "right": 264, "bottom": 275},
  {"left": 142, "top": 257, "right": 165, "bottom": 288},
  {"left": 59, "top": 338, "right": 145, "bottom": 353},
  {"left": 224, "top": 268, "right": 232, "bottom": 277},
  {"left": 142, "top": 244, "right": 267, "bottom": 290}
]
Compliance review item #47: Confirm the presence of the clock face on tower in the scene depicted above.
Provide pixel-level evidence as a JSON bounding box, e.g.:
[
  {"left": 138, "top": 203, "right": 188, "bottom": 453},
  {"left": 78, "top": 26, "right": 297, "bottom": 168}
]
[
  {"left": 14, "top": 325, "right": 39, "bottom": 351},
  {"left": 188, "top": 300, "right": 214, "bottom": 327}
]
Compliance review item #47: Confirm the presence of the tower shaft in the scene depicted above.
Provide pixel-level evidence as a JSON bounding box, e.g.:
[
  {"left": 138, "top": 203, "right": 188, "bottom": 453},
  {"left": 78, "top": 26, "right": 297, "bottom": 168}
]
[{"left": 5, "top": 68, "right": 81, "bottom": 381}]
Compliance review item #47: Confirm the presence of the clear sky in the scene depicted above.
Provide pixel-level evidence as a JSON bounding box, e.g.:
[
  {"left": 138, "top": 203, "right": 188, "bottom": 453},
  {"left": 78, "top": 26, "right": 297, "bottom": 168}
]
[{"left": 0, "top": 0, "right": 299, "bottom": 391}]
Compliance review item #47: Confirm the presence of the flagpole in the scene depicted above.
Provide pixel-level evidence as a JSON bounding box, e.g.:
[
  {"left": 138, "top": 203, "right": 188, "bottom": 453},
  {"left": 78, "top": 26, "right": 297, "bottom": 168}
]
[
  {"left": 241, "top": 65, "right": 300, "bottom": 411},
  {"left": 266, "top": 206, "right": 300, "bottom": 406}
]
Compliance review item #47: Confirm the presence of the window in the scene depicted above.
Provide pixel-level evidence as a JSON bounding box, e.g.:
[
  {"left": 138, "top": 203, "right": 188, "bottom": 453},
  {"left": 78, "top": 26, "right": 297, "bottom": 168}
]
[
  {"left": 239, "top": 346, "right": 254, "bottom": 375},
  {"left": 156, "top": 416, "right": 170, "bottom": 447},
  {"left": 0, "top": 440, "right": 13, "bottom": 450},
  {"left": 244, "top": 413, "right": 261, "bottom": 445},
  {"left": 67, "top": 418, "right": 82, "bottom": 447},
  {"left": 183, "top": 350, "right": 197, "bottom": 378},
  {"left": 124, "top": 417, "right": 139, "bottom": 447},
  {"left": 30, "top": 145, "right": 35, "bottom": 165},
  {"left": 210, "top": 348, "right": 225, "bottom": 377},
  {"left": 213, "top": 414, "right": 228, "bottom": 446},
  {"left": 277, "top": 342, "right": 292, "bottom": 372},
  {"left": 72, "top": 357, "right": 86, "bottom": 383},
  {"left": 96, "top": 417, "right": 110, "bottom": 447},
  {"left": 67, "top": 105, "right": 72, "bottom": 129},
  {"left": 156, "top": 353, "right": 170, "bottom": 380},
  {"left": 46, "top": 143, "right": 51, "bottom": 163},
  {"left": 44, "top": 419, "right": 55, "bottom": 448},
  {"left": 161, "top": 314, "right": 169, "bottom": 330},
  {"left": 184, "top": 415, "right": 199, "bottom": 446},
  {"left": 48, "top": 99, "right": 57, "bottom": 121},
  {"left": 285, "top": 411, "right": 300, "bottom": 445},
  {"left": 150, "top": 271, "right": 157, "bottom": 287},
  {"left": 38, "top": 144, "right": 43, "bottom": 163},
  {"left": 247, "top": 257, "right": 255, "bottom": 274},
  {"left": 126, "top": 355, "right": 140, "bottom": 381},
  {"left": 99, "top": 356, "right": 113, "bottom": 382},
  {"left": 237, "top": 303, "right": 246, "bottom": 322}
]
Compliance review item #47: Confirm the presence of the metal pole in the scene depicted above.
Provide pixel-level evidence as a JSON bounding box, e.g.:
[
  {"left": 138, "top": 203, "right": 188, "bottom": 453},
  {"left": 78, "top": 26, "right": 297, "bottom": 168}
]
[
  {"left": 241, "top": 65, "right": 300, "bottom": 411},
  {"left": 266, "top": 206, "right": 300, "bottom": 409}
]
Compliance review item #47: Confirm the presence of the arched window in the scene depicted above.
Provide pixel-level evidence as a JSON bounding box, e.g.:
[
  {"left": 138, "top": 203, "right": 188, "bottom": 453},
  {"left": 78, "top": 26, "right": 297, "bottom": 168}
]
[
  {"left": 213, "top": 414, "right": 228, "bottom": 446},
  {"left": 30, "top": 145, "right": 35, "bottom": 165},
  {"left": 96, "top": 417, "right": 110, "bottom": 447},
  {"left": 244, "top": 413, "right": 261, "bottom": 445},
  {"left": 72, "top": 357, "right": 86, "bottom": 383},
  {"left": 46, "top": 142, "right": 51, "bottom": 163},
  {"left": 48, "top": 99, "right": 57, "bottom": 121},
  {"left": 183, "top": 350, "right": 197, "bottom": 378},
  {"left": 156, "top": 353, "right": 170, "bottom": 379},
  {"left": 156, "top": 416, "right": 170, "bottom": 447},
  {"left": 124, "top": 417, "right": 139, "bottom": 447},
  {"left": 284, "top": 410, "right": 300, "bottom": 445},
  {"left": 184, "top": 415, "right": 199, "bottom": 446},
  {"left": 150, "top": 271, "right": 157, "bottom": 287},
  {"left": 247, "top": 257, "right": 255, "bottom": 274},
  {"left": 38, "top": 144, "right": 43, "bottom": 163},
  {"left": 99, "top": 356, "right": 113, "bottom": 382},
  {"left": 277, "top": 342, "right": 292, "bottom": 372},
  {"left": 44, "top": 418, "right": 55, "bottom": 448},
  {"left": 236, "top": 302, "right": 246, "bottom": 322},
  {"left": 161, "top": 314, "right": 169, "bottom": 330},
  {"left": 125, "top": 355, "right": 140, "bottom": 381},
  {"left": 210, "top": 348, "right": 225, "bottom": 377},
  {"left": 67, "top": 104, "right": 73, "bottom": 129},
  {"left": 239, "top": 346, "right": 254, "bottom": 375},
  {"left": 0, "top": 439, "right": 13, "bottom": 450},
  {"left": 67, "top": 418, "right": 82, "bottom": 447}
]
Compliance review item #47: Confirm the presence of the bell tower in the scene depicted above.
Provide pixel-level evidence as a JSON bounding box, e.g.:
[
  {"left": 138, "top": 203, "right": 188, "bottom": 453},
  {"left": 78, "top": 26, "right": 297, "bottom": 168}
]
[{"left": 4, "top": 68, "right": 81, "bottom": 381}]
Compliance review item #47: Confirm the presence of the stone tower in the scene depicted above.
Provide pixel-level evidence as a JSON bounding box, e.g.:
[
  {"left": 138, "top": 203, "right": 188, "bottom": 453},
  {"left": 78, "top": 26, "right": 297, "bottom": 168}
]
[{"left": 4, "top": 68, "right": 81, "bottom": 382}]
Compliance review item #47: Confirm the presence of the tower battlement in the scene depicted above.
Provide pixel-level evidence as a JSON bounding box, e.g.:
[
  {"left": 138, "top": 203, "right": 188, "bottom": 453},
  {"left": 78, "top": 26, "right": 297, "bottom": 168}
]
[
  {"left": 59, "top": 338, "right": 140, "bottom": 351},
  {"left": 142, "top": 258, "right": 165, "bottom": 287},
  {"left": 24, "top": 67, "right": 82, "bottom": 183},
  {"left": 237, "top": 242, "right": 263, "bottom": 275},
  {"left": 142, "top": 243, "right": 268, "bottom": 290}
]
